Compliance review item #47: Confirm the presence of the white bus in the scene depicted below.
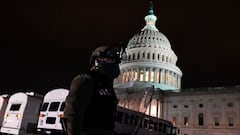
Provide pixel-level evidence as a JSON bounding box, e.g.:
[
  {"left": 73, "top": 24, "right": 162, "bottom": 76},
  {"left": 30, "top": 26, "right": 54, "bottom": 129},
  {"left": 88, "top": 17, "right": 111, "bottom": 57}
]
[
  {"left": 0, "top": 94, "right": 9, "bottom": 128},
  {"left": 0, "top": 92, "right": 43, "bottom": 135},
  {"left": 37, "top": 88, "right": 69, "bottom": 134}
]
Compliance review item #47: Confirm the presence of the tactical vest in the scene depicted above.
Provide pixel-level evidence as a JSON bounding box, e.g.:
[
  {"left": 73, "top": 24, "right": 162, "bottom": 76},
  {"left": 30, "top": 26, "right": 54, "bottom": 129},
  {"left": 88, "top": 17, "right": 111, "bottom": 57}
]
[{"left": 83, "top": 71, "right": 118, "bottom": 129}]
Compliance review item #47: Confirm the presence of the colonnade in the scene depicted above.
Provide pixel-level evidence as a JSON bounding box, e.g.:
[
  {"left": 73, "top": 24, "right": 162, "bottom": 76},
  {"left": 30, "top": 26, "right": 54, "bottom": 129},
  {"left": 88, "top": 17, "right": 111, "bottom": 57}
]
[
  {"left": 116, "top": 67, "right": 181, "bottom": 89},
  {"left": 118, "top": 98, "right": 163, "bottom": 118}
]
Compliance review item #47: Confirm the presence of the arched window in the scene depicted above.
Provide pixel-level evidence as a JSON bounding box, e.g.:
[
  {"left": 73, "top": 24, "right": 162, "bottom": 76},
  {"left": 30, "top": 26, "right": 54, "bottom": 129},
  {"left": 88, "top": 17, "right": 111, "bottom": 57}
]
[
  {"left": 147, "top": 53, "right": 150, "bottom": 59},
  {"left": 133, "top": 53, "right": 135, "bottom": 60},
  {"left": 142, "top": 53, "right": 145, "bottom": 59},
  {"left": 128, "top": 55, "right": 131, "bottom": 61},
  {"left": 162, "top": 55, "right": 165, "bottom": 62},
  {"left": 157, "top": 54, "right": 160, "bottom": 60},
  {"left": 137, "top": 53, "right": 140, "bottom": 60},
  {"left": 152, "top": 53, "right": 155, "bottom": 60},
  {"left": 199, "top": 113, "right": 204, "bottom": 126}
]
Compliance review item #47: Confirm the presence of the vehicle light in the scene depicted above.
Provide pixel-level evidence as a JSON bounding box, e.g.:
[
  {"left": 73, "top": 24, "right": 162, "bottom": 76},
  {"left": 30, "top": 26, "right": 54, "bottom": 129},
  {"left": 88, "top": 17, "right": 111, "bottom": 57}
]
[
  {"left": 16, "top": 113, "right": 21, "bottom": 120},
  {"left": 58, "top": 114, "right": 64, "bottom": 118},
  {"left": 4, "top": 113, "right": 8, "bottom": 118},
  {"left": 39, "top": 114, "right": 46, "bottom": 118}
]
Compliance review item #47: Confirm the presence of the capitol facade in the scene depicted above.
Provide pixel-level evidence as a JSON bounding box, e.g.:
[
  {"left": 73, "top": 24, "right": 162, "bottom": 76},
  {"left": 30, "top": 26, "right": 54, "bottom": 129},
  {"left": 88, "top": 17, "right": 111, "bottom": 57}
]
[{"left": 114, "top": 2, "right": 240, "bottom": 135}]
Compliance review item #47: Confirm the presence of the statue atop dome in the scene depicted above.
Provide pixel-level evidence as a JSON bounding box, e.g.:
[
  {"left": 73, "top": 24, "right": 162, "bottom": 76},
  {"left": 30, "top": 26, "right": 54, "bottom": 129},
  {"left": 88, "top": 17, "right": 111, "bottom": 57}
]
[{"left": 142, "top": 1, "right": 158, "bottom": 31}]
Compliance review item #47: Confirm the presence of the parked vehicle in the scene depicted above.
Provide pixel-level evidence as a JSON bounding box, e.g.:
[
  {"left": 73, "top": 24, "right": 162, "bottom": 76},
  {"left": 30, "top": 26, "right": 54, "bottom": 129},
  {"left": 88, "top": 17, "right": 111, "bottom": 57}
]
[
  {"left": 37, "top": 88, "right": 69, "bottom": 134},
  {"left": 0, "top": 94, "right": 8, "bottom": 128},
  {"left": 0, "top": 92, "right": 43, "bottom": 135},
  {"left": 114, "top": 106, "right": 179, "bottom": 135}
]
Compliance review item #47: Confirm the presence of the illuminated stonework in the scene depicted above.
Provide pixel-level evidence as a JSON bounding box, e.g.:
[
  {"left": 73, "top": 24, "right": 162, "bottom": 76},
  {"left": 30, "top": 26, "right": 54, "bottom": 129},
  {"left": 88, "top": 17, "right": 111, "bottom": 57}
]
[{"left": 114, "top": 2, "right": 182, "bottom": 91}]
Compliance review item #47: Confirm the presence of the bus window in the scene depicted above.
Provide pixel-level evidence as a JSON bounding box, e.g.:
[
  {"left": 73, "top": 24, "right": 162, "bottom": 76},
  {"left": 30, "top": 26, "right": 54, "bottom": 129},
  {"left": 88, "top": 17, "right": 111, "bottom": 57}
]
[
  {"left": 134, "top": 116, "right": 139, "bottom": 126},
  {"left": 172, "top": 127, "right": 176, "bottom": 135},
  {"left": 166, "top": 126, "right": 172, "bottom": 135},
  {"left": 10, "top": 104, "right": 21, "bottom": 111},
  {"left": 154, "top": 122, "right": 158, "bottom": 130},
  {"left": 149, "top": 120, "right": 154, "bottom": 129},
  {"left": 143, "top": 118, "right": 149, "bottom": 128},
  {"left": 123, "top": 113, "right": 129, "bottom": 124},
  {"left": 163, "top": 124, "right": 166, "bottom": 133},
  {"left": 40, "top": 102, "right": 49, "bottom": 111},
  {"left": 158, "top": 123, "right": 162, "bottom": 132},
  {"left": 60, "top": 102, "right": 65, "bottom": 111},
  {"left": 129, "top": 115, "right": 135, "bottom": 125},
  {"left": 116, "top": 111, "right": 123, "bottom": 123},
  {"left": 48, "top": 102, "right": 60, "bottom": 111}
]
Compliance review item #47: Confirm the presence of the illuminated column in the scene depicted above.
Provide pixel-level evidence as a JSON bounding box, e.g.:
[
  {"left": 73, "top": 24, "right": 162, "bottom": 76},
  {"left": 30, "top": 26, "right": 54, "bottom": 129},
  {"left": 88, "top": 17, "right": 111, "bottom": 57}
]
[
  {"left": 154, "top": 68, "right": 158, "bottom": 83},
  {"left": 129, "top": 68, "right": 133, "bottom": 81},
  {"left": 143, "top": 67, "right": 146, "bottom": 81},
  {"left": 165, "top": 70, "right": 169, "bottom": 85},
  {"left": 161, "top": 69, "right": 165, "bottom": 84},
  {"left": 172, "top": 73, "right": 176, "bottom": 87},
  {"left": 149, "top": 68, "right": 152, "bottom": 82},
  {"left": 178, "top": 76, "right": 181, "bottom": 88},
  {"left": 169, "top": 71, "right": 172, "bottom": 86},
  {"left": 137, "top": 68, "right": 140, "bottom": 81}
]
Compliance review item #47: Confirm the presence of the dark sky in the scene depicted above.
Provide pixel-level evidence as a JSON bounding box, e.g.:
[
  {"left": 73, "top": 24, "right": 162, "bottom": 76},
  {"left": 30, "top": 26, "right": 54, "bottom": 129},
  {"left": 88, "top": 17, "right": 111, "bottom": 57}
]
[{"left": 0, "top": 0, "right": 240, "bottom": 94}]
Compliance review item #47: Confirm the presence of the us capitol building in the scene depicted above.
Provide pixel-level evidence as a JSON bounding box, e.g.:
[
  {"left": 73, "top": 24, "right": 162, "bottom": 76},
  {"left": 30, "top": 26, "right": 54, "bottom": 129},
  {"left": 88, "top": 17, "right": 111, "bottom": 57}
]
[{"left": 113, "top": 2, "right": 240, "bottom": 135}]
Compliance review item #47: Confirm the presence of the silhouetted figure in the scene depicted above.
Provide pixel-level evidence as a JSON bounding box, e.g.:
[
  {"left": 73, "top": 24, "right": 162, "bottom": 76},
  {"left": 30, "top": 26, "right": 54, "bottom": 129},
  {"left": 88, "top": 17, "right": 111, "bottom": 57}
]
[{"left": 64, "top": 45, "right": 121, "bottom": 135}]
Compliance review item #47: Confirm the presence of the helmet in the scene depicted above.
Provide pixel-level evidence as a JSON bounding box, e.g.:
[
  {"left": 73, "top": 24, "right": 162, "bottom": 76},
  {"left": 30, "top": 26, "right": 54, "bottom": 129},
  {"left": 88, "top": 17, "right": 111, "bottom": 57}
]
[{"left": 90, "top": 46, "right": 121, "bottom": 78}]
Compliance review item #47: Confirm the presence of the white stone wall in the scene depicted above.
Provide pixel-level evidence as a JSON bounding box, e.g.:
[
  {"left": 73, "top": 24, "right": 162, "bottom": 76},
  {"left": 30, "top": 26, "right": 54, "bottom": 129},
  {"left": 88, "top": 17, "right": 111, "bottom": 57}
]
[{"left": 163, "top": 87, "right": 240, "bottom": 135}]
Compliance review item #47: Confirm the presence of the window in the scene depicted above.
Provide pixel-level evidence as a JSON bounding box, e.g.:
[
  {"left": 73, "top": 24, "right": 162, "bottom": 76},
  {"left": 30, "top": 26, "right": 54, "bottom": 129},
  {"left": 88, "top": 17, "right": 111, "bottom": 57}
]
[
  {"left": 49, "top": 102, "right": 60, "bottom": 111},
  {"left": 140, "top": 70, "right": 144, "bottom": 81},
  {"left": 184, "top": 117, "right": 188, "bottom": 126},
  {"left": 142, "top": 53, "right": 145, "bottom": 59},
  {"left": 199, "top": 104, "right": 203, "bottom": 108},
  {"left": 144, "top": 118, "right": 149, "bottom": 128},
  {"left": 40, "top": 102, "right": 49, "bottom": 111},
  {"left": 228, "top": 117, "right": 234, "bottom": 127},
  {"left": 137, "top": 53, "right": 140, "bottom": 59},
  {"left": 10, "top": 104, "right": 21, "bottom": 111},
  {"left": 184, "top": 105, "right": 189, "bottom": 108},
  {"left": 147, "top": 53, "right": 150, "bottom": 59},
  {"left": 60, "top": 102, "right": 65, "bottom": 111},
  {"left": 157, "top": 71, "right": 160, "bottom": 83},
  {"left": 129, "top": 115, "right": 135, "bottom": 125},
  {"left": 227, "top": 102, "right": 234, "bottom": 107},
  {"left": 173, "top": 105, "right": 177, "bottom": 108},
  {"left": 123, "top": 113, "right": 129, "bottom": 124},
  {"left": 214, "top": 117, "right": 220, "bottom": 126},
  {"left": 134, "top": 71, "right": 138, "bottom": 81},
  {"left": 198, "top": 113, "right": 204, "bottom": 126},
  {"left": 152, "top": 53, "right": 155, "bottom": 60},
  {"left": 116, "top": 111, "right": 123, "bottom": 123},
  {"left": 172, "top": 117, "right": 177, "bottom": 125},
  {"left": 150, "top": 71, "right": 154, "bottom": 82},
  {"left": 145, "top": 71, "right": 149, "bottom": 81}
]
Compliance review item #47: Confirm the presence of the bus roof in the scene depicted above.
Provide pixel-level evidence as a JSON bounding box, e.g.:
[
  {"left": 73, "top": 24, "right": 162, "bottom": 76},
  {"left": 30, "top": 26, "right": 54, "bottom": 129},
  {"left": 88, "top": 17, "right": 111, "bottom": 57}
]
[{"left": 43, "top": 88, "right": 69, "bottom": 101}]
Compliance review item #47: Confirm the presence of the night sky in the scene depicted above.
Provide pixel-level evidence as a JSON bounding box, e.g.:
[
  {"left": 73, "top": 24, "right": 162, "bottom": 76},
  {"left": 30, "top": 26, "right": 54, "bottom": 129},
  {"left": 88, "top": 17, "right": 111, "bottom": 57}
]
[{"left": 0, "top": 0, "right": 240, "bottom": 94}]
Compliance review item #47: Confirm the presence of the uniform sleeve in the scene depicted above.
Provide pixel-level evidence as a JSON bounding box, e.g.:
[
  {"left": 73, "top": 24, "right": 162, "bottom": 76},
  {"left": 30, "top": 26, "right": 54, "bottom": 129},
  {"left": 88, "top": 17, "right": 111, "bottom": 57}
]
[{"left": 64, "top": 74, "right": 94, "bottom": 123}]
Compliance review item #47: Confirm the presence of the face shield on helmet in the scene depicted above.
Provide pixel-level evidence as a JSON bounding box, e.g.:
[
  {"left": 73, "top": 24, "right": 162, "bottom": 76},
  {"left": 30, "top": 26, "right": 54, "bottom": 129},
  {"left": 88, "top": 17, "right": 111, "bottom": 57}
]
[{"left": 90, "top": 46, "right": 121, "bottom": 78}]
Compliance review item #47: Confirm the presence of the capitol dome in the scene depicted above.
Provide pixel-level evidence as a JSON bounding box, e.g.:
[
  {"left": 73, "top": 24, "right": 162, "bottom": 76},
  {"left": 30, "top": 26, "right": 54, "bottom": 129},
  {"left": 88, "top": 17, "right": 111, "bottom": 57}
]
[{"left": 114, "top": 2, "right": 182, "bottom": 91}]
